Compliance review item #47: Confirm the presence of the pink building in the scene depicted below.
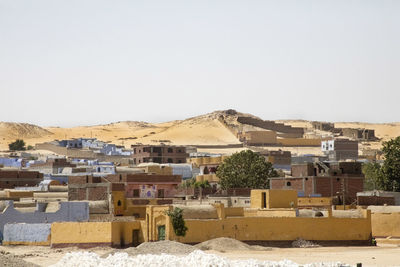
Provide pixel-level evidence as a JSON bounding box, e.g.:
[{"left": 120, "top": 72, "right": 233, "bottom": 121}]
[{"left": 106, "top": 173, "right": 181, "bottom": 198}]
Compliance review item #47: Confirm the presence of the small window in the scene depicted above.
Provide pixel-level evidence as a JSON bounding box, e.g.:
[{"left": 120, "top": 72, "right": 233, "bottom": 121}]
[
  {"left": 117, "top": 200, "right": 122, "bottom": 206},
  {"left": 133, "top": 189, "right": 140, "bottom": 197},
  {"left": 286, "top": 181, "right": 291, "bottom": 186},
  {"left": 168, "top": 148, "right": 173, "bottom": 153},
  {"left": 337, "top": 178, "right": 340, "bottom": 182}
]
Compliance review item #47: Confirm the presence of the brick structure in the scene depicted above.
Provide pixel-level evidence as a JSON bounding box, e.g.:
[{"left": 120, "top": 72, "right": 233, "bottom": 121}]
[
  {"left": 270, "top": 162, "right": 364, "bottom": 204},
  {"left": 68, "top": 175, "right": 117, "bottom": 201},
  {"left": 341, "top": 128, "right": 377, "bottom": 141},
  {"left": 321, "top": 139, "right": 358, "bottom": 161},
  {"left": 0, "top": 170, "right": 43, "bottom": 189},
  {"left": 237, "top": 117, "right": 304, "bottom": 138},
  {"left": 131, "top": 145, "right": 188, "bottom": 164},
  {"left": 357, "top": 196, "right": 395, "bottom": 206},
  {"left": 311, "top": 122, "right": 335, "bottom": 131},
  {"left": 237, "top": 131, "right": 277, "bottom": 145},
  {"left": 260, "top": 150, "right": 291, "bottom": 168},
  {"left": 105, "top": 173, "right": 181, "bottom": 198}
]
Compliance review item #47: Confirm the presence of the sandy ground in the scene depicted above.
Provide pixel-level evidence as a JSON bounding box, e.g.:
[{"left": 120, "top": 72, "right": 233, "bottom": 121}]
[{"left": 1, "top": 245, "right": 400, "bottom": 266}]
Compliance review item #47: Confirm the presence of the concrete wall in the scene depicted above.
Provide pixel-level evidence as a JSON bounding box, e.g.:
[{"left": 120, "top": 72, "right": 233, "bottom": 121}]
[
  {"left": 298, "top": 197, "right": 332, "bottom": 208},
  {"left": 51, "top": 221, "right": 142, "bottom": 248},
  {"left": 3, "top": 223, "right": 51, "bottom": 245},
  {"left": 370, "top": 210, "right": 400, "bottom": 238},
  {"left": 251, "top": 189, "right": 298, "bottom": 209},
  {"left": 278, "top": 138, "right": 321, "bottom": 147},
  {"left": 170, "top": 209, "right": 371, "bottom": 244},
  {"left": 0, "top": 201, "right": 89, "bottom": 235},
  {"left": 51, "top": 222, "right": 113, "bottom": 248}
]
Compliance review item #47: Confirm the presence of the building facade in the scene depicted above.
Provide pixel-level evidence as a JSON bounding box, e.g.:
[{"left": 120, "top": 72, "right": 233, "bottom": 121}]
[
  {"left": 131, "top": 145, "right": 188, "bottom": 164},
  {"left": 321, "top": 139, "right": 358, "bottom": 161}
]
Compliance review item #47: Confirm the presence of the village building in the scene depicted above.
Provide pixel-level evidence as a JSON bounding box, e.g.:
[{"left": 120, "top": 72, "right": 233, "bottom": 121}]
[
  {"left": 131, "top": 145, "right": 188, "bottom": 164},
  {"left": 259, "top": 150, "right": 291, "bottom": 171},
  {"left": 190, "top": 156, "right": 227, "bottom": 184},
  {"left": 321, "top": 139, "right": 358, "bottom": 161},
  {"left": 341, "top": 128, "right": 377, "bottom": 141},
  {"left": 0, "top": 170, "right": 43, "bottom": 189},
  {"left": 105, "top": 173, "right": 182, "bottom": 199},
  {"left": 28, "top": 158, "right": 76, "bottom": 174},
  {"left": 270, "top": 161, "right": 364, "bottom": 204}
]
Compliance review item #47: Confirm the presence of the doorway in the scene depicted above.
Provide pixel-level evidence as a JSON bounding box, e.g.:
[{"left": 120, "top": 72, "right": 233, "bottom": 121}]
[{"left": 158, "top": 225, "right": 166, "bottom": 240}]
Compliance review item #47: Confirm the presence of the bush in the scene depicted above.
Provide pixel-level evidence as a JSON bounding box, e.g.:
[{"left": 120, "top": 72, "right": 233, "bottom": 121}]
[
  {"left": 165, "top": 207, "right": 188, "bottom": 237},
  {"left": 8, "top": 139, "right": 26, "bottom": 151}
]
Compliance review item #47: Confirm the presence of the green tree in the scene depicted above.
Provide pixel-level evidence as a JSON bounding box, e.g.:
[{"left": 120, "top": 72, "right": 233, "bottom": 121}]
[
  {"left": 194, "top": 180, "right": 211, "bottom": 189},
  {"left": 362, "top": 162, "right": 383, "bottom": 190},
  {"left": 381, "top": 137, "right": 400, "bottom": 191},
  {"left": 8, "top": 139, "right": 26, "bottom": 151},
  {"left": 216, "top": 150, "right": 278, "bottom": 189},
  {"left": 165, "top": 207, "right": 188, "bottom": 237}
]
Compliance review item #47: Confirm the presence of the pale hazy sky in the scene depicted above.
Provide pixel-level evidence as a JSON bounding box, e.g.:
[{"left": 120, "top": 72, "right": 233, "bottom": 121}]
[{"left": 1, "top": 1, "right": 399, "bottom": 127}]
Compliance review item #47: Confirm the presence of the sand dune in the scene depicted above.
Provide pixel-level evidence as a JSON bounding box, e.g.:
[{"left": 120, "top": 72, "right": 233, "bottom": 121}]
[{"left": 1, "top": 111, "right": 400, "bottom": 151}]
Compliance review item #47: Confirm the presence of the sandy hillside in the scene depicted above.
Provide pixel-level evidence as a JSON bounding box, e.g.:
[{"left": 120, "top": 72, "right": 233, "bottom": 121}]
[
  {"left": 1, "top": 111, "right": 400, "bottom": 152},
  {"left": 0, "top": 111, "right": 241, "bottom": 151}
]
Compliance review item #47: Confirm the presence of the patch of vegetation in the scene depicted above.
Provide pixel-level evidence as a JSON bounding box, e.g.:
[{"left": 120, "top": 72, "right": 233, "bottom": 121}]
[
  {"left": 8, "top": 139, "right": 26, "bottom": 151},
  {"left": 165, "top": 207, "right": 188, "bottom": 237},
  {"left": 216, "top": 150, "right": 278, "bottom": 189}
]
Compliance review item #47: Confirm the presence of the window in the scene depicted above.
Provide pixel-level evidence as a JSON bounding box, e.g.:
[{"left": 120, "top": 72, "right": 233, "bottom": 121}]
[
  {"left": 167, "top": 158, "right": 173, "bottom": 163},
  {"left": 117, "top": 200, "right": 122, "bottom": 206},
  {"left": 286, "top": 181, "right": 291, "bottom": 186},
  {"left": 168, "top": 148, "right": 173, "bottom": 153},
  {"left": 133, "top": 189, "right": 140, "bottom": 197},
  {"left": 158, "top": 189, "right": 165, "bottom": 198}
]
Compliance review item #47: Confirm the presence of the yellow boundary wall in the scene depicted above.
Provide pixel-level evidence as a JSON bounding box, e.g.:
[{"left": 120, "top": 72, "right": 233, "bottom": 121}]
[{"left": 171, "top": 210, "right": 371, "bottom": 243}]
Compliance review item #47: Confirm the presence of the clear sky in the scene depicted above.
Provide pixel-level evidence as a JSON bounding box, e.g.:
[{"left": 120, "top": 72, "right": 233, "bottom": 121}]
[{"left": 1, "top": 0, "right": 399, "bottom": 127}]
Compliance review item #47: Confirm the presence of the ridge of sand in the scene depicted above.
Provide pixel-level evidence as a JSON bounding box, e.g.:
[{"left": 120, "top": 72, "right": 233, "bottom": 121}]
[{"left": 1, "top": 110, "right": 400, "bottom": 151}]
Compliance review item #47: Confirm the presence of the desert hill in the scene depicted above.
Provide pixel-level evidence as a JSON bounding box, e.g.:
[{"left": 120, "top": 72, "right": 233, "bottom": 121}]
[{"left": 1, "top": 110, "right": 400, "bottom": 151}]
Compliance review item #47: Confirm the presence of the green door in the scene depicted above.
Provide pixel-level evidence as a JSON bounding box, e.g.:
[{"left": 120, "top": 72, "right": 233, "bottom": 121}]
[{"left": 158, "top": 225, "right": 166, "bottom": 240}]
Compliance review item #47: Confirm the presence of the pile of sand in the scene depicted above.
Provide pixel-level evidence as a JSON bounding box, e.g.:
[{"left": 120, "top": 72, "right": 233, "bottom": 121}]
[
  {"left": 0, "top": 250, "right": 39, "bottom": 267},
  {"left": 292, "top": 239, "right": 320, "bottom": 248},
  {"left": 106, "top": 241, "right": 197, "bottom": 257},
  {"left": 195, "top": 237, "right": 272, "bottom": 252}
]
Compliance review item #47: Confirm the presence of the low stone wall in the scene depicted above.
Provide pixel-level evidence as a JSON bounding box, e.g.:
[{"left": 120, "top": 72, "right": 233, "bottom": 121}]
[
  {"left": 3, "top": 223, "right": 51, "bottom": 245},
  {"left": 0, "top": 201, "right": 89, "bottom": 235}
]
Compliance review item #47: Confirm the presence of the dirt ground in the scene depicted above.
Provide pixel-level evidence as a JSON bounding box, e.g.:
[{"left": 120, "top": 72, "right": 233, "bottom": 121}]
[{"left": 1, "top": 244, "right": 400, "bottom": 266}]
